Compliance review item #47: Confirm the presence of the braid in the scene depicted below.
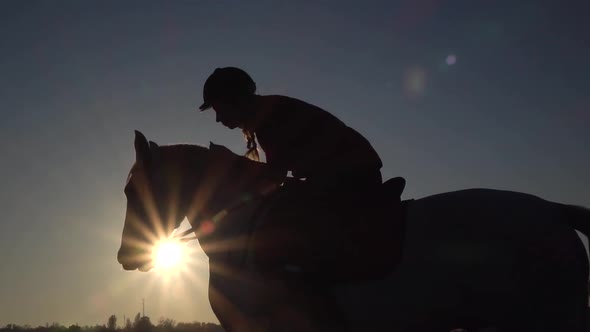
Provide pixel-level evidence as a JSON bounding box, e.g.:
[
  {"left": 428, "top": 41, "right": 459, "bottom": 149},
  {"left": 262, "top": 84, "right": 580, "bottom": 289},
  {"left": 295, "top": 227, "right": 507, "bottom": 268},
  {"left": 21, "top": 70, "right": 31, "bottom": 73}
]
[{"left": 243, "top": 129, "right": 260, "bottom": 161}]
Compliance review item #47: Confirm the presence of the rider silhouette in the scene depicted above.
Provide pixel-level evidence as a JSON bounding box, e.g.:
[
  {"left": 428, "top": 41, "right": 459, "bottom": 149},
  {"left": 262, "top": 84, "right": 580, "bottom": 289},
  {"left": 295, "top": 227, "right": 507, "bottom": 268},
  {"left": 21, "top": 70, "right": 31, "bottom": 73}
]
[{"left": 199, "top": 67, "right": 392, "bottom": 281}]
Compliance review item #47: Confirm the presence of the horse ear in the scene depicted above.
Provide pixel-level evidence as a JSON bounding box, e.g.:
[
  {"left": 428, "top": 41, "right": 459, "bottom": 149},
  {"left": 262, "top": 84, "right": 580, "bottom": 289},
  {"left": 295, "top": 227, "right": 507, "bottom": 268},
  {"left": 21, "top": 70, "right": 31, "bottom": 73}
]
[{"left": 134, "top": 130, "right": 151, "bottom": 163}]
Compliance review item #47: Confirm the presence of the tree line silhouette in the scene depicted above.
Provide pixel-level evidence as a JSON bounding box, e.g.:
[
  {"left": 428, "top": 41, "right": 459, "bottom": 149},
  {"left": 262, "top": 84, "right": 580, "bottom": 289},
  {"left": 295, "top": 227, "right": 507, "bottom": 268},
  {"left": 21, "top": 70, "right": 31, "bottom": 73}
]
[{"left": 1, "top": 314, "right": 224, "bottom": 332}]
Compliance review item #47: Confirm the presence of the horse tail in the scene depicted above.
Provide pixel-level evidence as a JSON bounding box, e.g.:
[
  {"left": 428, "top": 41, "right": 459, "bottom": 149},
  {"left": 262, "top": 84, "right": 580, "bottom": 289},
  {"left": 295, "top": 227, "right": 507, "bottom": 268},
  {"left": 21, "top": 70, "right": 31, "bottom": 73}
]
[{"left": 563, "top": 203, "right": 590, "bottom": 236}]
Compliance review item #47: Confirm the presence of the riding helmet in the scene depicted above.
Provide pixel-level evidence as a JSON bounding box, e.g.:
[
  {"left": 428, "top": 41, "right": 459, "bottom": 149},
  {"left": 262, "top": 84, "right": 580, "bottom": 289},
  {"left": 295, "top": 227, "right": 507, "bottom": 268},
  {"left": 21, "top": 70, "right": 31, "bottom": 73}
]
[{"left": 199, "top": 67, "right": 257, "bottom": 111}]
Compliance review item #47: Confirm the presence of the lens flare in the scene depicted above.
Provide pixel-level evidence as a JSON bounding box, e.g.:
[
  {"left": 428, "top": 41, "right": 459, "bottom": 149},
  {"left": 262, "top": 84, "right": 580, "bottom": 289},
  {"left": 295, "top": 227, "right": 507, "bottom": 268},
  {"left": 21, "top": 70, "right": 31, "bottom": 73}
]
[
  {"left": 403, "top": 66, "right": 427, "bottom": 98},
  {"left": 152, "top": 240, "right": 184, "bottom": 269},
  {"left": 446, "top": 54, "right": 457, "bottom": 65}
]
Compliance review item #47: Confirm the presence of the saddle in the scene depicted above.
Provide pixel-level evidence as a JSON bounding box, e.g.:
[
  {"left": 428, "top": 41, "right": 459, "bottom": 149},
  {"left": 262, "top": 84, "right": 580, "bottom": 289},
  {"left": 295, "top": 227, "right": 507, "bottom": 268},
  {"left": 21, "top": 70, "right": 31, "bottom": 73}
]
[{"left": 250, "top": 176, "right": 410, "bottom": 283}]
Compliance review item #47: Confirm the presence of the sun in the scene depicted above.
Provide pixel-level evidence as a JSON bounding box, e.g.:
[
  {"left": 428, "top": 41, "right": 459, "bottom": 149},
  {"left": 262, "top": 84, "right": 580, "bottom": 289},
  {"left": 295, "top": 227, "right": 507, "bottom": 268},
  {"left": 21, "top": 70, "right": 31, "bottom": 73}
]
[{"left": 152, "top": 240, "right": 185, "bottom": 270}]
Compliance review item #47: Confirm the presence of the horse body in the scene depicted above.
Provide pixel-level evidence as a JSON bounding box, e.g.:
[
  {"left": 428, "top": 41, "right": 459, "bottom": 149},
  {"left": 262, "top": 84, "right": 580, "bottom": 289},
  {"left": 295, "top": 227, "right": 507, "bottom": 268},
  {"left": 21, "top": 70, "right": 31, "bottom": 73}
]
[
  {"left": 331, "top": 189, "right": 589, "bottom": 331},
  {"left": 210, "top": 187, "right": 589, "bottom": 331},
  {"left": 118, "top": 132, "right": 590, "bottom": 332}
]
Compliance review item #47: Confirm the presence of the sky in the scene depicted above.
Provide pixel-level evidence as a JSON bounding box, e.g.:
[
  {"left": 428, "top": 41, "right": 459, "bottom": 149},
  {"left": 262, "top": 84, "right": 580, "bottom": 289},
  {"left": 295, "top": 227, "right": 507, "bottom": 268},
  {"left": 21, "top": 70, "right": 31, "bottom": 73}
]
[{"left": 1, "top": 0, "right": 589, "bottom": 327}]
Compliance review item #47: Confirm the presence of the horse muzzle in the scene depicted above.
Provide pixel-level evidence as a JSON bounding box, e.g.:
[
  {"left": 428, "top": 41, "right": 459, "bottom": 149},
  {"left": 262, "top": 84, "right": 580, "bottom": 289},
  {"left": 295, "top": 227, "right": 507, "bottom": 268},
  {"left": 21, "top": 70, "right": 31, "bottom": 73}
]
[{"left": 117, "top": 246, "right": 153, "bottom": 271}]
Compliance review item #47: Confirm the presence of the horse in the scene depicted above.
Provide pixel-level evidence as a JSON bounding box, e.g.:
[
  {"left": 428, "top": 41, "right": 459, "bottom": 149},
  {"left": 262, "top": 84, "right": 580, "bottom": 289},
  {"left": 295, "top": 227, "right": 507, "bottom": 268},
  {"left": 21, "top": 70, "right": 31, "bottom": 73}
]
[{"left": 117, "top": 130, "right": 590, "bottom": 332}]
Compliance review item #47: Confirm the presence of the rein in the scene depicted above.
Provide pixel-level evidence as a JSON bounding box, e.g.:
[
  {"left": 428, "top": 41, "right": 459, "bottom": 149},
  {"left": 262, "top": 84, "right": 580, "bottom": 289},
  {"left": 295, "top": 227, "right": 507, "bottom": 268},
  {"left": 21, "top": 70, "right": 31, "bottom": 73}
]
[{"left": 174, "top": 183, "right": 280, "bottom": 243}]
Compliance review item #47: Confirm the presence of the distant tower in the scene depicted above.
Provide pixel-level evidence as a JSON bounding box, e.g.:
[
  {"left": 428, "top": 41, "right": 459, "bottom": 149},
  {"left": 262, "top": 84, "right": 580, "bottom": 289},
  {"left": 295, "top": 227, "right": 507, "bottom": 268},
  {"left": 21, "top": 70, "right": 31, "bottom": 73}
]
[{"left": 142, "top": 298, "right": 145, "bottom": 317}]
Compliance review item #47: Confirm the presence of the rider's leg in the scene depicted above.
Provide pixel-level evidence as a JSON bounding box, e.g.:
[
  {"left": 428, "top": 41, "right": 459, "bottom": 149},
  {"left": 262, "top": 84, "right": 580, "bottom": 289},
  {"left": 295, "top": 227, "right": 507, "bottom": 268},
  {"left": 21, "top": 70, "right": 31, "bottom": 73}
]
[{"left": 253, "top": 167, "right": 401, "bottom": 282}]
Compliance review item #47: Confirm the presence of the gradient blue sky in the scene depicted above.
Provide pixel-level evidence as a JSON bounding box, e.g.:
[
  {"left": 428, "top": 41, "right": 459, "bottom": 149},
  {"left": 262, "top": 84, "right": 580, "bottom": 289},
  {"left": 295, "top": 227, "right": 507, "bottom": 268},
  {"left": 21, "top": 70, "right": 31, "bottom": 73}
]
[{"left": 1, "top": 0, "right": 589, "bottom": 327}]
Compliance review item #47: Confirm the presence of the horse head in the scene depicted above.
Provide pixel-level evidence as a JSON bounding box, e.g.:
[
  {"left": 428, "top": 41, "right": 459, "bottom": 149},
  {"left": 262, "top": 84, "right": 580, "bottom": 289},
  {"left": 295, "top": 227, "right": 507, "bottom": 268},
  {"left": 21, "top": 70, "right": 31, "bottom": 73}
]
[
  {"left": 117, "top": 130, "right": 283, "bottom": 271},
  {"left": 117, "top": 130, "right": 197, "bottom": 271}
]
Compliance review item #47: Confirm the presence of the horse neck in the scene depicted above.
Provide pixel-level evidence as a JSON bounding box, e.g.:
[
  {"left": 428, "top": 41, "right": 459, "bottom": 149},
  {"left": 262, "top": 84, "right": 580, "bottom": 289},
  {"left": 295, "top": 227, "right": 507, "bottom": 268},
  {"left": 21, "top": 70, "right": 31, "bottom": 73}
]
[
  {"left": 197, "top": 197, "right": 264, "bottom": 264},
  {"left": 167, "top": 144, "right": 279, "bottom": 232},
  {"left": 190, "top": 152, "right": 280, "bottom": 214}
]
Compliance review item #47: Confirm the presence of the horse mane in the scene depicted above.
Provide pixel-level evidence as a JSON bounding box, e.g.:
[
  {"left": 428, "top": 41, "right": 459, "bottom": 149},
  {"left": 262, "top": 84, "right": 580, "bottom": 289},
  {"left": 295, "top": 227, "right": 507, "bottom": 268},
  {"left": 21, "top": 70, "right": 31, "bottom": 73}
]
[
  {"left": 159, "top": 143, "right": 209, "bottom": 157},
  {"left": 155, "top": 144, "right": 211, "bottom": 174},
  {"left": 155, "top": 143, "right": 252, "bottom": 176}
]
